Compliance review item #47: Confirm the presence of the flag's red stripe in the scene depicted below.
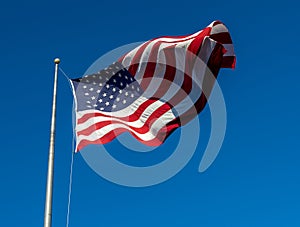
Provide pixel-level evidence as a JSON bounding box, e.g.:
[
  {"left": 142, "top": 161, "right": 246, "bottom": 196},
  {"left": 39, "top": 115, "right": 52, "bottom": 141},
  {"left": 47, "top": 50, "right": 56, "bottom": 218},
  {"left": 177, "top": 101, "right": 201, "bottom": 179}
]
[
  {"left": 209, "top": 32, "right": 233, "bottom": 44},
  {"left": 76, "top": 122, "right": 180, "bottom": 152},
  {"left": 212, "top": 20, "right": 223, "bottom": 26},
  {"left": 221, "top": 56, "right": 236, "bottom": 68}
]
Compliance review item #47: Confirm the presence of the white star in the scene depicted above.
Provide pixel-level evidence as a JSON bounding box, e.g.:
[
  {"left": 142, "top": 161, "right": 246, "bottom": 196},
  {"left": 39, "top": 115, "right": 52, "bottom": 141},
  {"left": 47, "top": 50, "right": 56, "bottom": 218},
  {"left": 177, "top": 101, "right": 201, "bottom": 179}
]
[
  {"left": 86, "top": 105, "right": 92, "bottom": 108},
  {"left": 106, "top": 84, "right": 110, "bottom": 89},
  {"left": 120, "top": 82, "right": 123, "bottom": 86},
  {"left": 84, "top": 92, "right": 89, "bottom": 96},
  {"left": 130, "top": 94, "right": 134, "bottom": 98},
  {"left": 91, "top": 96, "right": 96, "bottom": 100},
  {"left": 130, "top": 78, "right": 133, "bottom": 81},
  {"left": 103, "top": 93, "right": 107, "bottom": 97},
  {"left": 84, "top": 75, "right": 88, "bottom": 78},
  {"left": 118, "top": 73, "right": 122, "bottom": 77},
  {"left": 106, "top": 77, "right": 109, "bottom": 81},
  {"left": 109, "top": 95, "right": 113, "bottom": 99},
  {"left": 113, "top": 79, "right": 116, "bottom": 83},
  {"left": 98, "top": 99, "right": 103, "bottom": 103},
  {"left": 92, "top": 81, "right": 96, "bottom": 85},
  {"left": 86, "top": 79, "right": 89, "bottom": 83},
  {"left": 100, "top": 107, "right": 104, "bottom": 110},
  {"left": 92, "top": 75, "right": 96, "bottom": 78},
  {"left": 122, "top": 100, "right": 127, "bottom": 104},
  {"left": 86, "top": 100, "right": 91, "bottom": 104},
  {"left": 83, "top": 85, "right": 87, "bottom": 89},
  {"left": 112, "top": 88, "right": 116, "bottom": 92},
  {"left": 105, "top": 101, "right": 110, "bottom": 106},
  {"left": 89, "top": 88, "right": 94, "bottom": 91},
  {"left": 137, "top": 87, "right": 140, "bottom": 92},
  {"left": 99, "top": 83, "right": 103, "bottom": 87},
  {"left": 131, "top": 85, "right": 135, "bottom": 89},
  {"left": 112, "top": 104, "right": 117, "bottom": 109},
  {"left": 93, "top": 104, "right": 97, "bottom": 107},
  {"left": 119, "top": 90, "right": 122, "bottom": 94},
  {"left": 116, "top": 97, "right": 120, "bottom": 102},
  {"left": 96, "top": 90, "right": 100, "bottom": 93},
  {"left": 125, "top": 92, "right": 128, "bottom": 96}
]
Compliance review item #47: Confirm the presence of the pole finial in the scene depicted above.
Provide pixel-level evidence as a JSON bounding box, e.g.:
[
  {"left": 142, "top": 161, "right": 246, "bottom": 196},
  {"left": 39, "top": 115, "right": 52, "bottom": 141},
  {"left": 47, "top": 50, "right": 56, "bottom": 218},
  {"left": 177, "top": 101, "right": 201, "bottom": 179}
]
[{"left": 54, "top": 58, "right": 60, "bottom": 64}]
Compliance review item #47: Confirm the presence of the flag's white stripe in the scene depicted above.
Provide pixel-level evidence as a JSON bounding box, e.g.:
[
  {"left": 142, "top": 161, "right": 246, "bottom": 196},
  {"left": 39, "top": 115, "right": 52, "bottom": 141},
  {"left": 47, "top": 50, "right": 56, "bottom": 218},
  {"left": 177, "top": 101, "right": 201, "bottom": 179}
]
[
  {"left": 121, "top": 44, "right": 141, "bottom": 68},
  {"left": 223, "top": 44, "right": 234, "bottom": 56},
  {"left": 76, "top": 98, "right": 170, "bottom": 131},
  {"left": 76, "top": 108, "right": 176, "bottom": 143},
  {"left": 210, "top": 23, "right": 229, "bottom": 35},
  {"left": 207, "top": 21, "right": 215, "bottom": 28},
  {"left": 197, "top": 37, "right": 217, "bottom": 64},
  {"left": 151, "top": 47, "right": 166, "bottom": 84}
]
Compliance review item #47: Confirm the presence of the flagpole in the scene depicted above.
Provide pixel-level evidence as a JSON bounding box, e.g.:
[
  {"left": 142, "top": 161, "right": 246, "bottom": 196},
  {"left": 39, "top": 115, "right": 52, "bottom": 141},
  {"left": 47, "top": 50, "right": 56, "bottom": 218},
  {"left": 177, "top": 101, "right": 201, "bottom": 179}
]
[{"left": 44, "top": 58, "right": 60, "bottom": 227}]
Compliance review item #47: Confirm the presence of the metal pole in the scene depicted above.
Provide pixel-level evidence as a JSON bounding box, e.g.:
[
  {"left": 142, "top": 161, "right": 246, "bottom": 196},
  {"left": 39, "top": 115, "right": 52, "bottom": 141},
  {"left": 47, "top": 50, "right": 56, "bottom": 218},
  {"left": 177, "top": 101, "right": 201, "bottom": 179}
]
[{"left": 44, "top": 58, "right": 60, "bottom": 227}]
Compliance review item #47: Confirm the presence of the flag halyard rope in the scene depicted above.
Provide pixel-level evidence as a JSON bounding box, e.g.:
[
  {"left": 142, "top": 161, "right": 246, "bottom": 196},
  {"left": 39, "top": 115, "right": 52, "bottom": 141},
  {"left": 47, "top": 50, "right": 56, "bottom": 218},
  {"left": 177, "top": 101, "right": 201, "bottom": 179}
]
[{"left": 59, "top": 67, "right": 75, "bottom": 227}]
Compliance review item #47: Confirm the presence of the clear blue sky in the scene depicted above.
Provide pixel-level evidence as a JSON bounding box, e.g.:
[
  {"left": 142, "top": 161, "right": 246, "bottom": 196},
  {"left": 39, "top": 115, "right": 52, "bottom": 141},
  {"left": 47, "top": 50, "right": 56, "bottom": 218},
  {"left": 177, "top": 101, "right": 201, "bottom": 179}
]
[{"left": 1, "top": 0, "right": 299, "bottom": 226}]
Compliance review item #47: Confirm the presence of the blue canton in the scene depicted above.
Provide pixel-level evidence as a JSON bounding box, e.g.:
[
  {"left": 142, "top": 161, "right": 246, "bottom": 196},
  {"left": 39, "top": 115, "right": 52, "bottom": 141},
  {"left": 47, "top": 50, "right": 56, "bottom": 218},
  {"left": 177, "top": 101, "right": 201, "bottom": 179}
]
[{"left": 71, "top": 62, "right": 143, "bottom": 112}]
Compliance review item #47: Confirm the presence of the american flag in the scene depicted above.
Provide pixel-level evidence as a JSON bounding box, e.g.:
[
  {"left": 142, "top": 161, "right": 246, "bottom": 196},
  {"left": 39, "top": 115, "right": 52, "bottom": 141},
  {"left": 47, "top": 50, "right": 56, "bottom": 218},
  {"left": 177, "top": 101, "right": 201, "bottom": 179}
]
[
  {"left": 71, "top": 20, "right": 235, "bottom": 152},
  {"left": 70, "top": 62, "right": 180, "bottom": 152}
]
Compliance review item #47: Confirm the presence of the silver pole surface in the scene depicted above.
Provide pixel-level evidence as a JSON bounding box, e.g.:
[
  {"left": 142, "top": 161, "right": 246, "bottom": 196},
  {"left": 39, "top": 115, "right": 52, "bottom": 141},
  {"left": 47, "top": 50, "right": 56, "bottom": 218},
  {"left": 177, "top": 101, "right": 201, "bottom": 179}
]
[{"left": 44, "top": 58, "right": 60, "bottom": 227}]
